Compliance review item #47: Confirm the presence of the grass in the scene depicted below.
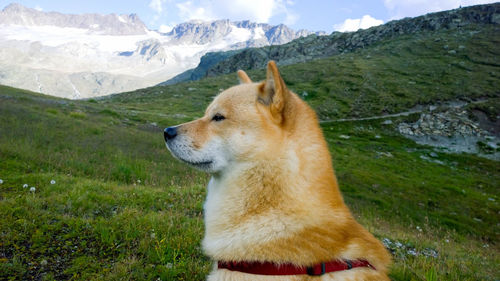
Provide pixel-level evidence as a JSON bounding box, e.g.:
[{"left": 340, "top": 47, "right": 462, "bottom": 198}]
[{"left": 0, "top": 82, "right": 498, "bottom": 280}]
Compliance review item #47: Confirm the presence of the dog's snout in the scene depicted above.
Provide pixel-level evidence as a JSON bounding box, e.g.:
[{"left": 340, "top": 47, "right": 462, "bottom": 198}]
[{"left": 164, "top": 126, "right": 177, "bottom": 141}]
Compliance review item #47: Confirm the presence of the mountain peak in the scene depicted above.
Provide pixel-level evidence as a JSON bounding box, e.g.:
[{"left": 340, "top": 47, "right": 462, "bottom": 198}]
[{"left": 3, "top": 3, "right": 26, "bottom": 12}]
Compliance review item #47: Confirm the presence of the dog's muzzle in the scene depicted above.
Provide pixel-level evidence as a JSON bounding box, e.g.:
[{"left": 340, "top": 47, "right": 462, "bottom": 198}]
[{"left": 164, "top": 126, "right": 177, "bottom": 142}]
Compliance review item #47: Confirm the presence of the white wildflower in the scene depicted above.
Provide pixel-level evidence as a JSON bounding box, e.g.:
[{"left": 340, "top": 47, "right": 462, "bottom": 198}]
[
  {"left": 137, "top": 179, "right": 141, "bottom": 183},
  {"left": 30, "top": 186, "right": 36, "bottom": 192},
  {"left": 50, "top": 180, "right": 56, "bottom": 185},
  {"left": 23, "top": 184, "right": 28, "bottom": 188},
  {"left": 0, "top": 179, "right": 3, "bottom": 184},
  {"left": 416, "top": 226, "right": 422, "bottom": 232},
  {"left": 339, "top": 135, "right": 350, "bottom": 139}
]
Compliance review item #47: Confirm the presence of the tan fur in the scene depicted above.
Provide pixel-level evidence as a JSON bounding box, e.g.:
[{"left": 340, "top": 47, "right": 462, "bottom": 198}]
[{"left": 166, "top": 61, "right": 391, "bottom": 280}]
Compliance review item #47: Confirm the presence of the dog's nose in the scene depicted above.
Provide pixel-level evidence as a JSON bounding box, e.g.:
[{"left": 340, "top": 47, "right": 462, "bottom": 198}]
[{"left": 164, "top": 127, "right": 177, "bottom": 141}]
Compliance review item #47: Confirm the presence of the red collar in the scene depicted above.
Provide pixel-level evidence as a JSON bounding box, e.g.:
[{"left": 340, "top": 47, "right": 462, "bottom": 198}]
[{"left": 218, "top": 259, "right": 375, "bottom": 276}]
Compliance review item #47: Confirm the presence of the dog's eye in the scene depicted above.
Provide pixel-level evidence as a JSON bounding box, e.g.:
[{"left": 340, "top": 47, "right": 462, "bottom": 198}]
[{"left": 211, "top": 113, "right": 226, "bottom": 122}]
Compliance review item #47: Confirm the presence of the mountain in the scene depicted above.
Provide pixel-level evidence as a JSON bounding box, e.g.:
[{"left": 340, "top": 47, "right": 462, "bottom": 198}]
[
  {"left": 0, "top": 3, "right": 147, "bottom": 35},
  {"left": 0, "top": 4, "right": 318, "bottom": 99},
  {"left": 166, "top": 3, "right": 500, "bottom": 83}
]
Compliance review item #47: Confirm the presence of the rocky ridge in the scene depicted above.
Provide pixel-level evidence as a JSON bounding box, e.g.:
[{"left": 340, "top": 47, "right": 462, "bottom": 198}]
[
  {"left": 173, "top": 3, "right": 500, "bottom": 81},
  {"left": 0, "top": 3, "right": 147, "bottom": 35}
]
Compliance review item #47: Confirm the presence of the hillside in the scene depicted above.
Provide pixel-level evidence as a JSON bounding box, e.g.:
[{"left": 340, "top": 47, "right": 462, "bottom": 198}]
[
  {"left": 102, "top": 22, "right": 500, "bottom": 122},
  {"left": 166, "top": 2, "right": 500, "bottom": 84},
  {"left": 0, "top": 81, "right": 498, "bottom": 280}
]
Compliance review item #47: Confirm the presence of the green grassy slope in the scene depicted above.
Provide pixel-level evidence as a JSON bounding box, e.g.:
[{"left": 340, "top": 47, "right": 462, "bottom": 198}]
[
  {"left": 101, "top": 24, "right": 500, "bottom": 123},
  {"left": 1, "top": 76, "right": 499, "bottom": 281}
]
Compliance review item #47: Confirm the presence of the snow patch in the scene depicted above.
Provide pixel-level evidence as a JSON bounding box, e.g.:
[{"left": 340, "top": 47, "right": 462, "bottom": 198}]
[
  {"left": 69, "top": 79, "right": 81, "bottom": 99},
  {"left": 253, "top": 27, "right": 265, "bottom": 40},
  {"left": 0, "top": 24, "right": 153, "bottom": 53},
  {"left": 117, "top": 15, "right": 127, "bottom": 23}
]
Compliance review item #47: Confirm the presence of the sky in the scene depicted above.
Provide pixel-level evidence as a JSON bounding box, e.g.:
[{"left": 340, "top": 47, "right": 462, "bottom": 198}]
[{"left": 0, "top": 0, "right": 498, "bottom": 33}]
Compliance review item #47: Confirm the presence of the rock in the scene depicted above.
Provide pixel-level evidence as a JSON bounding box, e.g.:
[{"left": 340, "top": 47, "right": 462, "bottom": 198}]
[
  {"left": 486, "top": 142, "right": 498, "bottom": 149},
  {"left": 398, "top": 108, "right": 488, "bottom": 137},
  {"left": 382, "top": 119, "right": 393, "bottom": 125},
  {"left": 377, "top": 151, "right": 394, "bottom": 157}
]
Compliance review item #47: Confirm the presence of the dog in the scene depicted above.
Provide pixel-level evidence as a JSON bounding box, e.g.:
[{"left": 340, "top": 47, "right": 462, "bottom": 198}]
[{"left": 164, "top": 61, "right": 391, "bottom": 280}]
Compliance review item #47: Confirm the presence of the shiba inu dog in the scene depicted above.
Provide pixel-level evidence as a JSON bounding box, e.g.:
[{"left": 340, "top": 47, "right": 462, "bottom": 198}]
[{"left": 164, "top": 61, "right": 391, "bottom": 280}]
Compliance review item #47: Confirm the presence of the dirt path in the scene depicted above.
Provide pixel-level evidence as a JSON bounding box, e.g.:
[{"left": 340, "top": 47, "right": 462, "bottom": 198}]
[
  {"left": 319, "top": 99, "right": 489, "bottom": 124},
  {"left": 319, "top": 108, "right": 423, "bottom": 123}
]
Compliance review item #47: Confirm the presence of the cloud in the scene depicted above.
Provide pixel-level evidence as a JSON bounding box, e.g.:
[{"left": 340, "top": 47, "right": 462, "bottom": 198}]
[
  {"left": 34, "top": 5, "right": 43, "bottom": 11},
  {"left": 176, "top": 1, "right": 213, "bottom": 21},
  {"left": 333, "top": 15, "right": 384, "bottom": 32},
  {"left": 149, "top": 0, "right": 167, "bottom": 14},
  {"left": 174, "top": 0, "right": 296, "bottom": 24},
  {"left": 384, "top": 0, "right": 499, "bottom": 19}
]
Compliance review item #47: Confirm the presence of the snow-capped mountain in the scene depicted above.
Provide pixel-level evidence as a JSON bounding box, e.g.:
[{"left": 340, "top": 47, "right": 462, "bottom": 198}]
[
  {"left": 0, "top": 3, "right": 321, "bottom": 99},
  {"left": 0, "top": 3, "right": 148, "bottom": 35}
]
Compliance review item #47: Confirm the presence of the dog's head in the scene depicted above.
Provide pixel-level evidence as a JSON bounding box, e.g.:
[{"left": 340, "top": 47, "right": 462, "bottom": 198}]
[{"left": 164, "top": 61, "right": 301, "bottom": 173}]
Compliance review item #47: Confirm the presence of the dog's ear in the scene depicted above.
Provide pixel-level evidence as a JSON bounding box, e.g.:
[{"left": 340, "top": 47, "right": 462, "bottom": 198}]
[
  {"left": 237, "top": 70, "right": 252, "bottom": 84},
  {"left": 258, "top": 61, "right": 289, "bottom": 124}
]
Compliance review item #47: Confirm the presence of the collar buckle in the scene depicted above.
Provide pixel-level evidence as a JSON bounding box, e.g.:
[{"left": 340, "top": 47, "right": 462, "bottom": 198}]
[{"left": 306, "top": 262, "right": 326, "bottom": 276}]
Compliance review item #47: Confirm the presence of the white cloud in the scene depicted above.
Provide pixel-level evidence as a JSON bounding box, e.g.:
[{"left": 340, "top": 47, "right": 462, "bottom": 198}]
[
  {"left": 284, "top": 11, "right": 299, "bottom": 25},
  {"left": 176, "top": 1, "right": 213, "bottom": 21},
  {"left": 149, "top": 0, "right": 167, "bottom": 14},
  {"left": 34, "top": 5, "right": 43, "bottom": 11},
  {"left": 333, "top": 15, "right": 384, "bottom": 32},
  {"left": 174, "top": 0, "right": 296, "bottom": 24},
  {"left": 384, "top": 0, "right": 499, "bottom": 20}
]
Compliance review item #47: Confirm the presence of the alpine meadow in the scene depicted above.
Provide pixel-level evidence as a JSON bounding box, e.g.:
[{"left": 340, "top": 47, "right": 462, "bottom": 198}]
[{"left": 0, "top": 2, "right": 499, "bottom": 281}]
